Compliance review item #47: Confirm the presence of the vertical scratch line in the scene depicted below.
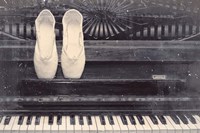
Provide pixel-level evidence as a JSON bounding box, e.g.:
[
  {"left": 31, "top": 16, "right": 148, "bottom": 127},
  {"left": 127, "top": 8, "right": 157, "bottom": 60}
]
[{"left": 3, "top": 0, "right": 7, "bottom": 4}]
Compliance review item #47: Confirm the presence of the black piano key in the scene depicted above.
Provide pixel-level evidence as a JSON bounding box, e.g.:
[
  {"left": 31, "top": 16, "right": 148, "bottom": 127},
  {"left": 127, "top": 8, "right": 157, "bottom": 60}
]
[
  {"left": 178, "top": 114, "right": 188, "bottom": 124},
  {"left": 70, "top": 115, "right": 75, "bottom": 125},
  {"left": 18, "top": 116, "right": 24, "bottom": 125},
  {"left": 120, "top": 115, "right": 128, "bottom": 125},
  {"left": 186, "top": 114, "right": 196, "bottom": 124},
  {"left": 48, "top": 115, "right": 53, "bottom": 125},
  {"left": 100, "top": 115, "right": 106, "bottom": 125},
  {"left": 79, "top": 115, "right": 84, "bottom": 125},
  {"left": 128, "top": 115, "right": 136, "bottom": 125},
  {"left": 57, "top": 115, "right": 62, "bottom": 125},
  {"left": 4, "top": 116, "right": 11, "bottom": 125},
  {"left": 149, "top": 115, "right": 158, "bottom": 125},
  {"left": 108, "top": 115, "right": 114, "bottom": 125},
  {"left": 136, "top": 115, "right": 145, "bottom": 125},
  {"left": 35, "top": 116, "right": 41, "bottom": 125},
  {"left": 87, "top": 116, "right": 92, "bottom": 125},
  {"left": 170, "top": 115, "right": 180, "bottom": 124},
  {"left": 27, "top": 116, "right": 32, "bottom": 125},
  {"left": 157, "top": 115, "right": 166, "bottom": 125}
]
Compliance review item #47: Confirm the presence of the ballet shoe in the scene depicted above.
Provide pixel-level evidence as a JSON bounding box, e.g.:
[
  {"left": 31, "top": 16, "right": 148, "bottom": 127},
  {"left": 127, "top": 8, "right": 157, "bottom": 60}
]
[
  {"left": 61, "top": 9, "right": 85, "bottom": 79},
  {"left": 34, "top": 9, "right": 58, "bottom": 79}
]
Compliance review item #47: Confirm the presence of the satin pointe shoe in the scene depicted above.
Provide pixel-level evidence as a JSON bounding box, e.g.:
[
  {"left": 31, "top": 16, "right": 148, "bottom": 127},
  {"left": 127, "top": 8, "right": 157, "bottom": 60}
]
[
  {"left": 34, "top": 9, "right": 58, "bottom": 79},
  {"left": 61, "top": 9, "right": 85, "bottom": 79}
]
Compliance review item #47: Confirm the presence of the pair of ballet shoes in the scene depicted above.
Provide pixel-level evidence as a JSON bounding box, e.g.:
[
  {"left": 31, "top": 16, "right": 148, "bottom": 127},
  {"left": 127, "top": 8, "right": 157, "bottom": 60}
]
[{"left": 34, "top": 9, "right": 85, "bottom": 79}]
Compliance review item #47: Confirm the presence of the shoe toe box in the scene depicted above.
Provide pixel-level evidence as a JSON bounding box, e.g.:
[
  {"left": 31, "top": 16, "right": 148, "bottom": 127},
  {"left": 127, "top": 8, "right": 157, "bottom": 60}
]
[
  {"left": 61, "top": 51, "right": 85, "bottom": 79},
  {"left": 34, "top": 50, "right": 58, "bottom": 79}
]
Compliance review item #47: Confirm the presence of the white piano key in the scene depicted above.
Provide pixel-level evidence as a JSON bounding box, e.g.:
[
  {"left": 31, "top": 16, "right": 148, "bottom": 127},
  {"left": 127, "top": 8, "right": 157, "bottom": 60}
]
[
  {"left": 133, "top": 116, "right": 144, "bottom": 133},
  {"left": 144, "top": 116, "right": 159, "bottom": 133},
  {"left": 163, "top": 116, "right": 175, "bottom": 133},
  {"left": 74, "top": 116, "right": 82, "bottom": 133},
  {"left": 104, "top": 116, "right": 113, "bottom": 133},
  {"left": 184, "top": 115, "right": 197, "bottom": 133},
  {"left": 19, "top": 116, "right": 28, "bottom": 133},
  {"left": 35, "top": 116, "right": 44, "bottom": 133},
  {"left": 51, "top": 116, "right": 59, "bottom": 133},
  {"left": 82, "top": 116, "right": 89, "bottom": 133},
  {"left": 116, "top": 116, "right": 128, "bottom": 133},
  {"left": 89, "top": 116, "right": 97, "bottom": 133},
  {"left": 11, "top": 116, "right": 20, "bottom": 133},
  {"left": 155, "top": 116, "right": 167, "bottom": 133},
  {"left": 43, "top": 116, "right": 51, "bottom": 133},
  {"left": 192, "top": 115, "right": 200, "bottom": 132},
  {"left": 176, "top": 116, "right": 190, "bottom": 133},
  {"left": 165, "top": 116, "right": 182, "bottom": 133},
  {"left": 0, "top": 116, "right": 5, "bottom": 133},
  {"left": 141, "top": 116, "right": 152, "bottom": 133},
  {"left": 95, "top": 116, "right": 105, "bottom": 133},
  {"left": 111, "top": 116, "right": 120, "bottom": 133},
  {"left": 27, "top": 116, "right": 36, "bottom": 133},
  {"left": 58, "top": 116, "right": 66, "bottom": 133},
  {"left": 4, "top": 116, "right": 16, "bottom": 133},
  {"left": 66, "top": 116, "right": 74, "bottom": 133},
  {"left": 125, "top": 116, "right": 137, "bottom": 133}
]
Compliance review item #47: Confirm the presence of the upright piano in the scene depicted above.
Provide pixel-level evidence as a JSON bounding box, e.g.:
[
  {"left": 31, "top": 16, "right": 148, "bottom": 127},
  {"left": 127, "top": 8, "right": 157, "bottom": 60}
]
[{"left": 0, "top": 0, "right": 200, "bottom": 132}]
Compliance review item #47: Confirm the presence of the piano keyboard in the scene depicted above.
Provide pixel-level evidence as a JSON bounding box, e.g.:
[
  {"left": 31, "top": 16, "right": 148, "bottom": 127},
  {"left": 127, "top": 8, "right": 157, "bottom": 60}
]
[{"left": 0, "top": 114, "right": 200, "bottom": 132}]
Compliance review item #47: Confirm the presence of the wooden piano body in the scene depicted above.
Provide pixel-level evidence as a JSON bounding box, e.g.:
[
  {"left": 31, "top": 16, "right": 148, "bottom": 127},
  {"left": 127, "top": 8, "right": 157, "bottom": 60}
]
[{"left": 0, "top": 0, "right": 200, "bottom": 132}]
